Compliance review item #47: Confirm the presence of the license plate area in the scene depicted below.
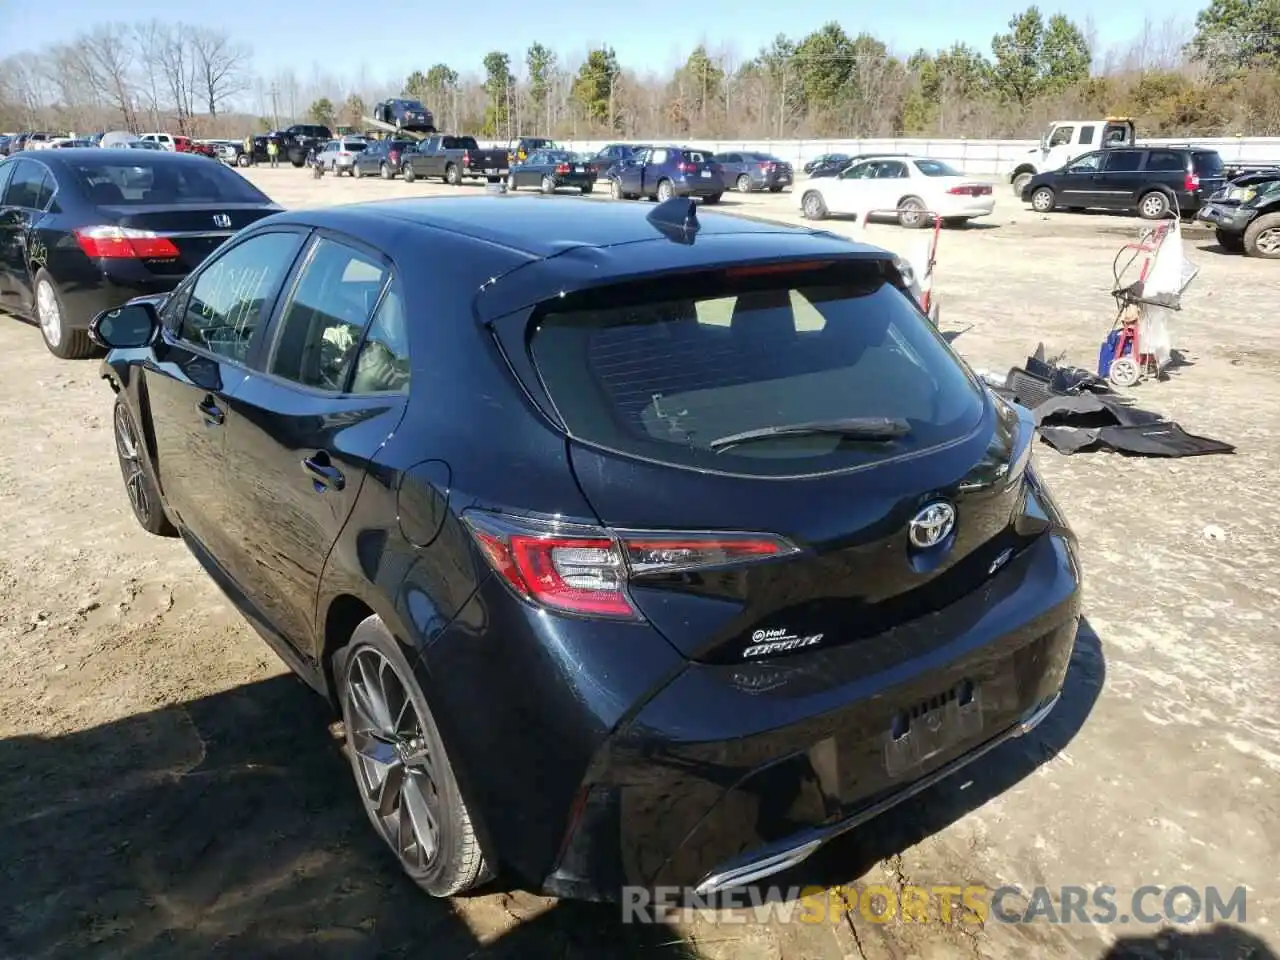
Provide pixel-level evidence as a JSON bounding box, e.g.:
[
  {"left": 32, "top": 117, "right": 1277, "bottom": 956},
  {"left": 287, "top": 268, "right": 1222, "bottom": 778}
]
[
  {"left": 701, "top": 170, "right": 711, "bottom": 178},
  {"left": 883, "top": 679, "right": 983, "bottom": 777}
]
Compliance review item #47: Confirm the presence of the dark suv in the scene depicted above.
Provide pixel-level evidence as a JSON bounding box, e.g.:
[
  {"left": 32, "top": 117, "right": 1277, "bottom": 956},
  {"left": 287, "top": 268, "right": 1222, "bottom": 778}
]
[
  {"left": 1022, "top": 147, "right": 1226, "bottom": 219},
  {"left": 93, "top": 195, "right": 1081, "bottom": 904},
  {"left": 353, "top": 138, "right": 418, "bottom": 179}
]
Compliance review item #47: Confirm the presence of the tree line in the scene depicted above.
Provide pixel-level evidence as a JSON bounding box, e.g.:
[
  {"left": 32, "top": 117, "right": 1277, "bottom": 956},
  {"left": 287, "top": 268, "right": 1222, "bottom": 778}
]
[{"left": 2, "top": 1, "right": 1278, "bottom": 141}]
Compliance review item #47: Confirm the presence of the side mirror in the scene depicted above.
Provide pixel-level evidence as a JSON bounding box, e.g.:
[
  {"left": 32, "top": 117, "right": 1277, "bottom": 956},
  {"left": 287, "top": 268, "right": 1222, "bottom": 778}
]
[{"left": 89, "top": 301, "right": 159, "bottom": 349}]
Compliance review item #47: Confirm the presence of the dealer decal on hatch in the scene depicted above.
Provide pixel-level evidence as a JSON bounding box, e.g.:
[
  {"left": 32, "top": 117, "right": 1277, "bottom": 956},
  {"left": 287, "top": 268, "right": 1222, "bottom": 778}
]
[{"left": 744, "top": 627, "right": 825, "bottom": 658}]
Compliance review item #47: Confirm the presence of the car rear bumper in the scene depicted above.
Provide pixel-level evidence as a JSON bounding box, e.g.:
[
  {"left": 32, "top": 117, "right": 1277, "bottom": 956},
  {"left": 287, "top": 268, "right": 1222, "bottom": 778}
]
[
  {"left": 555, "top": 173, "right": 597, "bottom": 188},
  {"left": 423, "top": 475, "right": 1082, "bottom": 902},
  {"left": 57, "top": 268, "right": 182, "bottom": 331},
  {"left": 673, "top": 178, "right": 725, "bottom": 197},
  {"left": 938, "top": 197, "right": 996, "bottom": 219},
  {"left": 544, "top": 523, "right": 1080, "bottom": 899}
]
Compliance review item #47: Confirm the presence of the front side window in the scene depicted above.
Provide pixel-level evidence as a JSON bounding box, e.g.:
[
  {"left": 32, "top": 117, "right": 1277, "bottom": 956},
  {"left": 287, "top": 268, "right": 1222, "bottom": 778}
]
[
  {"left": 1066, "top": 153, "right": 1102, "bottom": 173},
  {"left": 178, "top": 231, "right": 305, "bottom": 362},
  {"left": 267, "top": 237, "right": 390, "bottom": 392},
  {"left": 1048, "top": 126, "right": 1074, "bottom": 147},
  {"left": 528, "top": 262, "right": 985, "bottom": 477},
  {"left": 841, "top": 162, "right": 873, "bottom": 180}
]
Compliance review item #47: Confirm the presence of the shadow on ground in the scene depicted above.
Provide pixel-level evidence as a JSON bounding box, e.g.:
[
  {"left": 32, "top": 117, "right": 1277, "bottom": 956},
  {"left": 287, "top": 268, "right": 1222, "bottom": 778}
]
[
  {"left": 1100, "top": 924, "right": 1276, "bottom": 959},
  {"left": 0, "top": 677, "right": 693, "bottom": 959},
  {"left": 0, "top": 620, "right": 1103, "bottom": 959}
]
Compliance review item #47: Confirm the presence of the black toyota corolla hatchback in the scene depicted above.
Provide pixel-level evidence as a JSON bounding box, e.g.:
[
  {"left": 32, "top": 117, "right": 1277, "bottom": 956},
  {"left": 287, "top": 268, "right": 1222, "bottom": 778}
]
[{"left": 92, "top": 195, "right": 1082, "bottom": 901}]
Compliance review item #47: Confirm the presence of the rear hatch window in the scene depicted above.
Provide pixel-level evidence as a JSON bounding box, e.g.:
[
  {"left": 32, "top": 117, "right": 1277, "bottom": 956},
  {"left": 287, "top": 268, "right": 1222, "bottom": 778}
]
[{"left": 528, "top": 262, "right": 985, "bottom": 477}]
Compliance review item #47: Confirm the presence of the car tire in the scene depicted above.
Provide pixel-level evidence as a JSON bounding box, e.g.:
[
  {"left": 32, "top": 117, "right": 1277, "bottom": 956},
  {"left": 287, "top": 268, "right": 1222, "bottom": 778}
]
[
  {"left": 1138, "top": 191, "right": 1169, "bottom": 220},
  {"left": 657, "top": 179, "right": 674, "bottom": 202},
  {"left": 703, "top": 193, "right": 722, "bottom": 204},
  {"left": 610, "top": 178, "right": 623, "bottom": 201},
  {"left": 381, "top": 163, "right": 393, "bottom": 180},
  {"left": 541, "top": 175, "right": 556, "bottom": 194},
  {"left": 580, "top": 183, "right": 593, "bottom": 194},
  {"left": 1012, "top": 172, "right": 1033, "bottom": 196},
  {"left": 445, "top": 164, "right": 461, "bottom": 186},
  {"left": 34, "top": 269, "right": 93, "bottom": 360},
  {"left": 237, "top": 154, "right": 251, "bottom": 167},
  {"left": 736, "top": 174, "right": 752, "bottom": 193},
  {"left": 769, "top": 185, "right": 783, "bottom": 193},
  {"left": 113, "top": 397, "right": 177, "bottom": 537},
  {"left": 403, "top": 164, "right": 416, "bottom": 183},
  {"left": 1031, "top": 186, "right": 1056, "bottom": 213},
  {"left": 335, "top": 615, "right": 492, "bottom": 898},
  {"left": 1243, "top": 212, "right": 1280, "bottom": 258},
  {"left": 507, "top": 173, "right": 518, "bottom": 192},
  {"left": 897, "top": 195, "right": 929, "bottom": 229},
  {"left": 1214, "top": 228, "right": 1244, "bottom": 253},
  {"left": 352, "top": 163, "right": 363, "bottom": 179},
  {"left": 801, "top": 190, "right": 827, "bottom": 220}
]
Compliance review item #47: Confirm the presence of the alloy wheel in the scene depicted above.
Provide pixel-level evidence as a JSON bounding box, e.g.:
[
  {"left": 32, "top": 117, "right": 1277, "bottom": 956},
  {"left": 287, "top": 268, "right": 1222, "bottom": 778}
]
[
  {"left": 1255, "top": 226, "right": 1280, "bottom": 256},
  {"left": 899, "top": 199, "right": 924, "bottom": 227},
  {"left": 114, "top": 404, "right": 151, "bottom": 525},
  {"left": 343, "top": 646, "right": 443, "bottom": 873},
  {"left": 36, "top": 279, "right": 61, "bottom": 348}
]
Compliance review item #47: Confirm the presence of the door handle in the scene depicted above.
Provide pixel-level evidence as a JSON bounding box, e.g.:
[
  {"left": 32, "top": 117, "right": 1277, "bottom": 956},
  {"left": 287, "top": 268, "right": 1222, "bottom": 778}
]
[
  {"left": 198, "top": 396, "right": 224, "bottom": 425},
  {"left": 302, "top": 454, "right": 345, "bottom": 491}
]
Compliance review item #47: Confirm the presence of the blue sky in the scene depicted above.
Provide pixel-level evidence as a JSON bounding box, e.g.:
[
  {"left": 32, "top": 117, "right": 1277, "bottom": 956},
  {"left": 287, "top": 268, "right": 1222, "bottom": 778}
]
[{"left": 1, "top": 0, "right": 1205, "bottom": 83}]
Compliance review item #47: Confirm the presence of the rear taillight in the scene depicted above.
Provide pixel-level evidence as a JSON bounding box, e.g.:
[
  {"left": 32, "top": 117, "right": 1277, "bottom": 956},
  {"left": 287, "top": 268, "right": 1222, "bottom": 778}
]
[
  {"left": 462, "top": 150, "right": 470, "bottom": 165},
  {"left": 677, "top": 161, "right": 697, "bottom": 174},
  {"left": 947, "top": 184, "right": 990, "bottom": 196},
  {"left": 759, "top": 161, "right": 774, "bottom": 171},
  {"left": 390, "top": 150, "right": 400, "bottom": 163},
  {"left": 462, "top": 512, "right": 799, "bottom": 619},
  {"left": 1185, "top": 172, "right": 1199, "bottom": 191},
  {"left": 75, "top": 226, "right": 179, "bottom": 259},
  {"left": 555, "top": 162, "right": 570, "bottom": 174}
]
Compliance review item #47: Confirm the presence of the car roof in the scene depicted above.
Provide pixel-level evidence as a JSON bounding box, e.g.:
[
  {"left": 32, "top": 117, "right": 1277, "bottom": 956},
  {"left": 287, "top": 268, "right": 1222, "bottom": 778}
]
[
  {"left": 278, "top": 196, "right": 893, "bottom": 292},
  {"left": 3, "top": 147, "right": 212, "bottom": 167}
]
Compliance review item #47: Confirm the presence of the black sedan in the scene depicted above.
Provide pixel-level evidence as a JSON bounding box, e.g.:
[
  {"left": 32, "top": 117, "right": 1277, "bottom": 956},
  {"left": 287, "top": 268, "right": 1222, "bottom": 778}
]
[
  {"left": 712, "top": 151, "right": 794, "bottom": 192},
  {"left": 92, "top": 195, "right": 1082, "bottom": 901},
  {"left": 804, "top": 152, "right": 851, "bottom": 176},
  {"left": 506, "top": 149, "right": 596, "bottom": 194},
  {"left": 0, "top": 148, "right": 281, "bottom": 358}
]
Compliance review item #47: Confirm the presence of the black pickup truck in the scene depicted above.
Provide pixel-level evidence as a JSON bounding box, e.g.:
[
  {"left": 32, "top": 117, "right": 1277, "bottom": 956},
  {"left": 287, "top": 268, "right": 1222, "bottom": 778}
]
[
  {"left": 401, "top": 135, "right": 509, "bottom": 185},
  {"left": 277, "top": 123, "right": 333, "bottom": 167}
]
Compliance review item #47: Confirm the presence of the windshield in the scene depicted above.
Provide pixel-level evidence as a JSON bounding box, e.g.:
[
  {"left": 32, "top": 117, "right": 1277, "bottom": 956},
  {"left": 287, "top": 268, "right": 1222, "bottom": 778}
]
[
  {"left": 68, "top": 160, "right": 272, "bottom": 204},
  {"left": 529, "top": 263, "right": 984, "bottom": 476},
  {"left": 914, "top": 159, "right": 963, "bottom": 177}
]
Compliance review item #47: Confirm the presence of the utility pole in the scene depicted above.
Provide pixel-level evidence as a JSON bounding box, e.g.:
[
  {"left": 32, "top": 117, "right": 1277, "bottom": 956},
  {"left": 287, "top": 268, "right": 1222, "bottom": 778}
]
[
  {"left": 270, "top": 82, "right": 280, "bottom": 130},
  {"left": 777, "top": 63, "right": 786, "bottom": 139}
]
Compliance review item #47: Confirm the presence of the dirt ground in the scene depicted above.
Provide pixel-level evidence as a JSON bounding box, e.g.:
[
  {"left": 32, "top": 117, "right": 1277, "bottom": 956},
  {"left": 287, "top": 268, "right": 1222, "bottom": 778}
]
[{"left": 1, "top": 166, "right": 1277, "bottom": 960}]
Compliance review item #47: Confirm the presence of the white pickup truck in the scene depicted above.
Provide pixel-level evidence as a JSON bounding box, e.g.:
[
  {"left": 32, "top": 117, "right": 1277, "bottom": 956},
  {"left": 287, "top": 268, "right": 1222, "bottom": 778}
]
[{"left": 1007, "top": 118, "right": 1136, "bottom": 195}]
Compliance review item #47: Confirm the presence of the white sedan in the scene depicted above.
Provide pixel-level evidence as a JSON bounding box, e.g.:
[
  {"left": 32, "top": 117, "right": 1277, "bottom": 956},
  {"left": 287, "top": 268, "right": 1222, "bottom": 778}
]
[{"left": 798, "top": 155, "right": 996, "bottom": 227}]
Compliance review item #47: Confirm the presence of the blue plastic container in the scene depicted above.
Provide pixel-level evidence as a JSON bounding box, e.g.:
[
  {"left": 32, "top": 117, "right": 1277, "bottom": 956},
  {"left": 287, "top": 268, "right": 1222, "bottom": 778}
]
[{"left": 1097, "top": 330, "right": 1131, "bottom": 378}]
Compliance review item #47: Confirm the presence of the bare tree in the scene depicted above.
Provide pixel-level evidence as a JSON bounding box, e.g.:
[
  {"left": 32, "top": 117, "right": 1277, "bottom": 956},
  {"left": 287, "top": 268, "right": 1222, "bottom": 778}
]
[
  {"left": 153, "top": 22, "right": 196, "bottom": 132},
  {"left": 190, "top": 26, "right": 250, "bottom": 118}
]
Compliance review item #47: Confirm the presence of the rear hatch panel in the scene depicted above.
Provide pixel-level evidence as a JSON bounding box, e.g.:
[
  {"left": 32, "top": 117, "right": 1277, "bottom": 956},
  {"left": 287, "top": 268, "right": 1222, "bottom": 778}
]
[{"left": 520, "top": 259, "right": 1035, "bottom": 663}]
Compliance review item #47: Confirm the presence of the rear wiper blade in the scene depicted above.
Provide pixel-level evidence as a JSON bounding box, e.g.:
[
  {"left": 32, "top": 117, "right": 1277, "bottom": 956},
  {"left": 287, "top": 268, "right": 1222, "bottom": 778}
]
[{"left": 709, "top": 417, "right": 911, "bottom": 452}]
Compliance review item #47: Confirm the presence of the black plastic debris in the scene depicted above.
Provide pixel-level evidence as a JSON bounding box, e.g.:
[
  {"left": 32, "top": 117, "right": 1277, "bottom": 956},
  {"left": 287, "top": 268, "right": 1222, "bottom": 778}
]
[
  {"left": 1034, "top": 393, "right": 1234, "bottom": 457},
  {"left": 992, "top": 345, "right": 1232, "bottom": 457}
]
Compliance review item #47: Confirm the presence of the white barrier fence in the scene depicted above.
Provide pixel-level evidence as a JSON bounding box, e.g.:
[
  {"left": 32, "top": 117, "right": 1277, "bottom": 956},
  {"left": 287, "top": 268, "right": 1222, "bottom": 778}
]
[{"left": 479, "top": 136, "right": 1280, "bottom": 179}]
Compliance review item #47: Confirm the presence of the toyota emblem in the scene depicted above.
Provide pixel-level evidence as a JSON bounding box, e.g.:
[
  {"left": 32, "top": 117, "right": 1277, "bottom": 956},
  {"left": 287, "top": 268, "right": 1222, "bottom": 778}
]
[
  {"left": 212, "top": 213, "right": 232, "bottom": 228},
  {"left": 908, "top": 501, "right": 956, "bottom": 549}
]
